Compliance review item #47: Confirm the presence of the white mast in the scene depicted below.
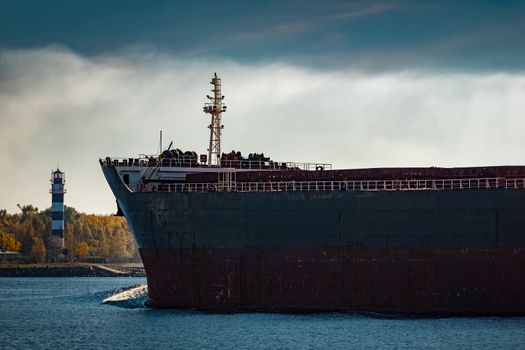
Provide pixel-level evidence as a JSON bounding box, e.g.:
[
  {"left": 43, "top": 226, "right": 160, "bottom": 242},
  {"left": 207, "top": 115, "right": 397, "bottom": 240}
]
[{"left": 203, "top": 73, "right": 227, "bottom": 166}]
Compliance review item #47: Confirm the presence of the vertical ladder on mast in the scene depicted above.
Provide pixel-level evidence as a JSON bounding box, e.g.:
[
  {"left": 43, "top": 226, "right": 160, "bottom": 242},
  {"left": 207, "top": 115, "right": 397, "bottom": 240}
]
[{"left": 218, "top": 169, "right": 236, "bottom": 192}]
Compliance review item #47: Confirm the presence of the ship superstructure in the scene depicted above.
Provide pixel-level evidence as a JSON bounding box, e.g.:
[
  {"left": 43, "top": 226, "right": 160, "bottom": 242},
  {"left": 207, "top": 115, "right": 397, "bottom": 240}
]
[{"left": 100, "top": 74, "right": 525, "bottom": 315}]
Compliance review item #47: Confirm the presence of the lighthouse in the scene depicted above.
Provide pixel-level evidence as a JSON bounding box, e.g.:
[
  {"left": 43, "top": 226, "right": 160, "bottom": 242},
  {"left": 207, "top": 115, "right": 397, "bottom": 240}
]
[{"left": 50, "top": 169, "right": 66, "bottom": 250}]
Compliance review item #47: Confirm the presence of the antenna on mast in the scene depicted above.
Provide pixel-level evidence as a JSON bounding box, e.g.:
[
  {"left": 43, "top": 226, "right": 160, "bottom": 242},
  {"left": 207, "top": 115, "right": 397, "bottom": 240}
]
[
  {"left": 159, "top": 130, "right": 163, "bottom": 154},
  {"left": 203, "top": 73, "right": 227, "bottom": 166}
]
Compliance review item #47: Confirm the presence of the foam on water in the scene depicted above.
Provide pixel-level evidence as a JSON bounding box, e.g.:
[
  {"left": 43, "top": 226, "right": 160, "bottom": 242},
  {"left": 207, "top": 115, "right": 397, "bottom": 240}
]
[{"left": 103, "top": 283, "right": 148, "bottom": 308}]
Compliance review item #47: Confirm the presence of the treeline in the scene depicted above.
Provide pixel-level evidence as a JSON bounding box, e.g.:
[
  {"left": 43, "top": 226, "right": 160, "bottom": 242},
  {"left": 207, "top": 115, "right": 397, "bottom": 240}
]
[{"left": 0, "top": 205, "right": 138, "bottom": 262}]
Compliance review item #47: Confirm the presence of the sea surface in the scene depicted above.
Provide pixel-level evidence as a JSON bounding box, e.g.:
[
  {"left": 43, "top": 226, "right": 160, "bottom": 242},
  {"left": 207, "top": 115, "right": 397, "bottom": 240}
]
[{"left": 1, "top": 277, "right": 525, "bottom": 350}]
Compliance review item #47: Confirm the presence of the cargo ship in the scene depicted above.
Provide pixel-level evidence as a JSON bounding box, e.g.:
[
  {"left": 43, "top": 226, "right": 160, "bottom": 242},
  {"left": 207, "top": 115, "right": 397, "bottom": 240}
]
[{"left": 100, "top": 74, "right": 525, "bottom": 315}]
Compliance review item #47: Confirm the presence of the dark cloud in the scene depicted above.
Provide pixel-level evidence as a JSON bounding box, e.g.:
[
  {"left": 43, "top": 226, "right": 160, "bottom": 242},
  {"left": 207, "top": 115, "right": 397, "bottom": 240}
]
[{"left": 1, "top": 1, "right": 524, "bottom": 71}]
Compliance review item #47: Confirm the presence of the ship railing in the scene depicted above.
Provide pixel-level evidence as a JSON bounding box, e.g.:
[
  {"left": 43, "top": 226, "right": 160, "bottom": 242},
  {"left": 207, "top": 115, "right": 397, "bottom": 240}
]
[
  {"left": 219, "top": 160, "right": 332, "bottom": 171},
  {"left": 100, "top": 157, "right": 332, "bottom": 171},
  {"left": 144, "top": 177, "right": 525, "bottom": 193},
  {"left": 100, "top": 156, "right": 156, "bottom": 167}
]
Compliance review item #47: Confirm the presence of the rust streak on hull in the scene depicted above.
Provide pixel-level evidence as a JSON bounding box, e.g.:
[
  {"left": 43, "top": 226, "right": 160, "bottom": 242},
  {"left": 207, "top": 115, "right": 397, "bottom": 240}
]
[{"left": 141, "top": 246, "right": 525, "bottom": 316}]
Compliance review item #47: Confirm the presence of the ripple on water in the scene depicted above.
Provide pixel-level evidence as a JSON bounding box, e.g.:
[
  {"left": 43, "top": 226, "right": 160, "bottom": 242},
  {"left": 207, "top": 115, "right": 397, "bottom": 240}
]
[{"left": 2, "top": 277, "right": 525, "bottom": 350}]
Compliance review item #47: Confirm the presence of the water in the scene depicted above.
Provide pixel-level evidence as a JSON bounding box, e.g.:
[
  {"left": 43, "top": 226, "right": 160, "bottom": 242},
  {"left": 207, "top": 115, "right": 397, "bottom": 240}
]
[{"left": 1, "top": 278, "right": 525, "bottom": 349}]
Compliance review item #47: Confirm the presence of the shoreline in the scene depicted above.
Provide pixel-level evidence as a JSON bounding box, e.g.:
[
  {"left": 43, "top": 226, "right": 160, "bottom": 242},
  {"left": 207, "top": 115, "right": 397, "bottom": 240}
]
[{"left": 0, "top": 262, "right": 146, "bottom": 277}]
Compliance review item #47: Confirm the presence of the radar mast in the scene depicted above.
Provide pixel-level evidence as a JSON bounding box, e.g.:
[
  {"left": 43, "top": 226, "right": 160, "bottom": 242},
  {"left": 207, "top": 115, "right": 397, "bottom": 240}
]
[{"left": 203, "top": 73, "right": 227, "bottom": 166}]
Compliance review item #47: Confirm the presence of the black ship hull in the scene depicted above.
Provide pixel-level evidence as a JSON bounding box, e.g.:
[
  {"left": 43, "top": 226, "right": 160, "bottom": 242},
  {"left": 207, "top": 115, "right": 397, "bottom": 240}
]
[{"left": 102, "top": 165, "right": 525, "bottom": 315}]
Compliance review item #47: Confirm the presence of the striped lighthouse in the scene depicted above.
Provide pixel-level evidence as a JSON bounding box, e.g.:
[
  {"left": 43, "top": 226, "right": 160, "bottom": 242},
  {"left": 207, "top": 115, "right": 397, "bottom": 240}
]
[{"left": 50, "top": 169, "right": 66, "bottom": 249}]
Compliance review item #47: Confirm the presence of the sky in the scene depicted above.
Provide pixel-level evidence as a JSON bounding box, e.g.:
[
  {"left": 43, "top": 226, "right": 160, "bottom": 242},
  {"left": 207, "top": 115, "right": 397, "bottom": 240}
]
[{"left": 1, "top": 0, "right": 525, "bottom": 214}]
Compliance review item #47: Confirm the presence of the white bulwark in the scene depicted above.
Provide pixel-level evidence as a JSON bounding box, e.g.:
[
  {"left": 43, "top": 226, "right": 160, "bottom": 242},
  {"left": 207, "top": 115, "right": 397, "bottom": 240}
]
[{"left": 50, "top": 169, "right": 66, "bottom": 248}]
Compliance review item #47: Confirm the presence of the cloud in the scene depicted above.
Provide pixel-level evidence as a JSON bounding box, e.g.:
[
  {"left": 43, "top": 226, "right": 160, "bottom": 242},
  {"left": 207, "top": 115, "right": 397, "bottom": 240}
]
[
  {"left": 1, "top": 46, "right": 525, "bottom": 213},
  {"left": 230, "top": 2, "right": 396, "bottom": 44}
]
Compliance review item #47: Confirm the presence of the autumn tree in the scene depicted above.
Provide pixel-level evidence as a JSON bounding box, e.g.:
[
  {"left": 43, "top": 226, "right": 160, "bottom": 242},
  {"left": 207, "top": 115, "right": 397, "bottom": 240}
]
[
  {"left": 0, "top": 205, "right": 138, "bottom": 260},
  {"left": 74, "top": 242, "right": 89, "bottom": 258},
  {"left": 30, "top": 237, "right": 46, "bottom": 263},
  {"left": 0, "top": 231, "right": 22, "bottom": 252}
]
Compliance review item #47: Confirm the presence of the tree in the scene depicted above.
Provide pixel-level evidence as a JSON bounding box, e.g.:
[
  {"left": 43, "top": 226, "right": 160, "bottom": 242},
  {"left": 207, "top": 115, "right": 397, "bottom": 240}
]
[
  {"left": 0, "top": 231, "right": 22, "bottom": 252},
  {"left": 0, "top": 204, "right": 138, "bottom": 260},
  {"left": 30, "top": 237, "right": 46, "bottom": 263},
  {"left": 0, "top": 209, "right": 7, "bottom": 226},
  {"left": 74, "top": 242, "right": 89, "bottom": 258}
]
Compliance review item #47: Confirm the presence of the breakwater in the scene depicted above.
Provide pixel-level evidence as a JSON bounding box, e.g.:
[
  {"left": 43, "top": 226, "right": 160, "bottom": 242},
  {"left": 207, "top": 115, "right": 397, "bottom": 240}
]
[{"left": 0, "top": 263, "right": 145, "bottom": 277}]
